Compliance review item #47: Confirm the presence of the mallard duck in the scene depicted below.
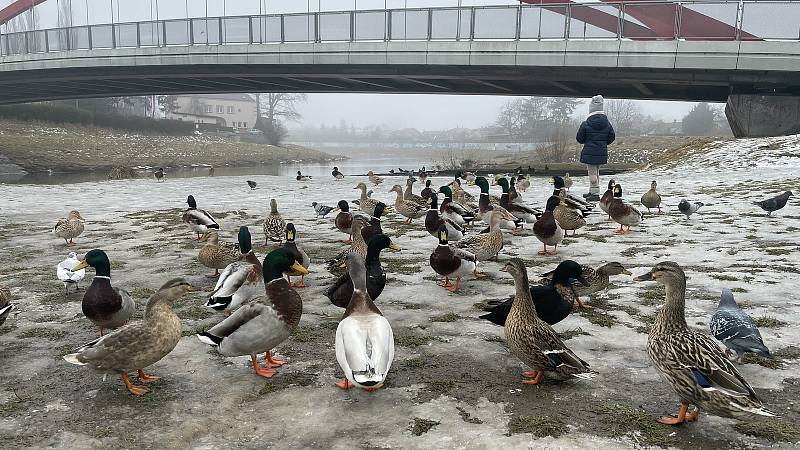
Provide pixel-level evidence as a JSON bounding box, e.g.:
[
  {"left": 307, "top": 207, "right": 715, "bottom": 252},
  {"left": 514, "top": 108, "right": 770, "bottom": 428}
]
[
  {"left": 327, "top": 217, "right": 369, "bottom": 272},
  {"left": 438, "top": 186, "right": 476, "bottom": 227},
  {"left": 354, "top": 182, "right": 379, "bottom": 216},
  {"left": 206, "top": 227, "right": 263, "bottom": 314},
  {"left": 501, "top": 259, "right": 596, "bottom": 385},
  {"left": 281, "top": 223, "right": 310, "bottom": 288},
  {"left": 182, "top": 195, "right": 219, "bottom": 240},
  {"left": 296, "top": 171, "right": 312, "bottom": 181},
  {"left": 430, "top": 224, "right": 476, "bottom": 292},
  {"left": 509, "top": 177, "right": 522, "bottom": 204},
  {"left": 404, "top": 177, "right": 426, "bottom": 206},
  {"left": 497, "top": 178, "right": 540, "bottom": 225},
  {"left": 641, "top": 180, "right": 662, "bottom": 214},
  {"left": 0, "top": 284, "right": 14, "bottom": 326},
  {"left": 635, "top": 262, "right": 775, "bottom": 424},
  {"left": 554, "top": 188, "right": 586, "bottom": 236},
  {"left": 455, "top": 210, "right": 512, "bottom": 276},
  {"left": 73, "top": 249, "right": 135, "bottom": 336},
  {"left": 425, "top": 194, "right": 464, "bottom": 241},
  {"left": 53, "top": 210, "right": 85, "bottom": 246},
  {"left": 312, "top": 202, "right": 335, "bottom": 218},
  {"left": 247, "top": 180, "right": 258, "bottom": 190},
  {"left": 390, "top": 185, "right": 426, "bottom": 224},
  {"left": 360, "top": 202, "right": 385, "bottom": 244},
  {"left": 711, "top": 289, "right": 770, "bottom": 361},
  {"left": 753, "top": 191, "right": 792, "bottom": 216},
  {"left": 154, "top": 168, "right": 165, "bottom": 182},
  {"left": 332, "top": 166, "right": 344, "bottom": 180},
  {"left": 459, "top": 171, "right": 477, "bottom": 185},
  {"left": 326, "top": 234, "right": 400, "bottom": 308},
  {"left": 198, "top": 249, "right": 307, "bottom": 378},
  {"left": 418, "top": 166, "right": 428, "bottom": 183},
  {"left": 678, "top": 199, "right": 704, "bottom": 219},
  {"left": 57, "top": 251, "right": 86, "bottom": 296},
  {"left": 367, "top": 170, "right": 383, "bottom": 186},
  {"left": 335, "top": 253, "right": 395, "bottom": 390},
  {"left": 420, "top": 180, "right": 434, "bottom": 200},
  {"left": 564, "top": 172, "right": 573, "bottom": 191},
  {"left": 608, "top": 184, "right": 642, "bottom": 234},
  {"left": 516, "top": 175, "right": 530, "bottom": 192},
  {"left": 264, "top": 198, "right": 286, "bottom": 244},
  {"left": 533, "top": 196, "right": 564, "bottom": 256},
  {"left": 599, "top": 179, "right": 616, "bottom": 217},
  {"left": 198, "top": 230, "right": 241, "bottom": 278},
  {"left": 550, "top": 176, "right": 593, "bottom": 213},
  {"left": 481, "top": 260, "right": 589, "bottom": 326},
  {"left": 64, "top": 278, "right": 194, "bottom": 395},
  {"left": 539, "top": 261, "right": 630, "bottom": 308},
  {"left": 475, "top": 177, "right": 521, "bottom": 231}
]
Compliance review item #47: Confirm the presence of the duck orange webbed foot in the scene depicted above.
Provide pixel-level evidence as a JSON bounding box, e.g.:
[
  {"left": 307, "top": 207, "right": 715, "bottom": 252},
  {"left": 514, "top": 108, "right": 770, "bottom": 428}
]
[
  {"left": 657, "top": 403, "right": 698, "bottom": 425},
  {"left": 575, "top": 298, "right": 592, "bottom": 309},
  {"left": 335, "top": 378, "right": 353, "bottom": 390},
  {"left": 521, "top": 371, "right": 543, "bottom": 385},
  {"left": 265, "top": 352, "right": 288, "bottom": 368},
  {"left": 446, "top": 279, "right": 462, "bottom": 293},
  {"left": 437, "top": 277, "right": 453, "bottom": 287},
  {"left": 251, "top": 354, "right": 278, "bottom": 378},
  {"left": 121, "top": 373, "right": 150, "bottom": 396},
  {"left": 472, "top": 270, "right": 486, "bottom": 278},
  {"left": 137, "top": 369, "right": 161, "bottom": 383}
]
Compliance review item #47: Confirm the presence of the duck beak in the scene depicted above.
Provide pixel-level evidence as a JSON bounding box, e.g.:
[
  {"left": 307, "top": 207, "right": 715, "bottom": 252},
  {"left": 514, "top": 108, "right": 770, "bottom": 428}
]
[
  {"left": 290, "top": 261, "right": 309, "bottom": 275},
  {"left": 634, "top": 272, "right": 653, "bottom": 282},
  {"left": 71, "top": 259, "right": 89, "bottom": 271},
  {"left": 622, "top": 269, "right": 633, "bottom": 276},
  {"left": 388, "top": 241, "right": 401, "bottom": 252},
  {"left": 577, "top": 276, "right": 590, "bottom": 287}
]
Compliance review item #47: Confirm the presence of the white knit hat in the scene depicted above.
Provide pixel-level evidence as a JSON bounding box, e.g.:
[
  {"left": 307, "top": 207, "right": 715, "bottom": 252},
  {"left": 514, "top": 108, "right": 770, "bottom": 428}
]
[{"left": 589, "top": 95, "right": 604, "bottom": 113}]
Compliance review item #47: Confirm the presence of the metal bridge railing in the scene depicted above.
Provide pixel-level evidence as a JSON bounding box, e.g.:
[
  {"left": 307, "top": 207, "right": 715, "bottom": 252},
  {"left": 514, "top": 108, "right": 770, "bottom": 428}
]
[{"left": 1, "top": 1, "right": 799, "bottom": 58}]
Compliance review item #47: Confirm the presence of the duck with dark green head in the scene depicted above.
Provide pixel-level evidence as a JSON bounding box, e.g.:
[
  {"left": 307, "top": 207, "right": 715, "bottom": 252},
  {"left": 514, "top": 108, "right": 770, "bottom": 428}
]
[
  {"left": 73, "top": 249, "right": 135, "bottom": 336},
  {"left": 360, "top": 201, "right": 385, "bottom": 244},
  {"left": 207, "top": 226, "right": 264, "bottom": 314},
  {"left": 325, "top": 234, "right": 401, "bottom": 308},
  {"left": 198, "top": 248, "right": 308, "bottom": 378},
  {"left": 438, "top": 186, "right": 476, "bottom": 226},
  {"left": 281, "top": 223, "right": 310, "bottom": 288},
  {"left": 181, "top": 195, "right": 219, "bottom": 240},
  {"left": 430, "top": 224, "right": 476, "bottom": 293},
  {"left": 334, "top": 200, "right": 355, "bottom": 244},
  {"left": 425, "top": 194, "right": 464, "bottom": 241}
]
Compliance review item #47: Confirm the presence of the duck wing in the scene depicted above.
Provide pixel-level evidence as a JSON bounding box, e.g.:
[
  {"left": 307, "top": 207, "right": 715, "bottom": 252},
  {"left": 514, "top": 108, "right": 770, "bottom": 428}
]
[{"left": 325, "top": 273, "right": 353, "bottom": 308}]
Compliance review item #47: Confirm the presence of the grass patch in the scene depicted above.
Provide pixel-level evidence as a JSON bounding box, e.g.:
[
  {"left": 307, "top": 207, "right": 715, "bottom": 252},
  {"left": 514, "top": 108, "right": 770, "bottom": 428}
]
[
  {"left": 730, "top": 287, "right": 748, "bottom": 293},
  {"left": 18, "top": 327, "right": 66, "bottom": 340},
  {"left": 579, "top": 309, "right": 617, "bottom": 327},
  {"left": 409, "top": 418, "right": 440, "bottom": 436},
  {"left": 177, "top": 305, "right": 214, "bottom": 321},
  {"left": 558, "top": 327, "right": 590, "bottom": 340},
  {"left": 131, "top": 287, "right": 155, "bottom": 298},
  {"left": 740, "top": 353, "right": 782, "bottom": 369},
  {"left": 508, "top": 415, "right": 568, "bottom": 438},
  {"left": 734, "top": 421, "right": 800, "bottom": 442},
  {"left": 592, "top": 403, "right": 675, "bottom": 448},
  {"left": 110, "top": 260, "right": 127, "bottom": 270},
  {"left": 0, "top": 399, "right": 27, "bottom": 418},
  {"left": 754, "top": 316, "right": 787, "bottom": 328},
  {"left": 774, "top": 346, "right": 800, "bottom": 360},
  {"left": 584, "top": 235, "right": 607, "bottom": 243},
  {"left": 638, "top": 284, "right": 664, "bottom": 306},
  {"left": 430, "top": 313, "right": 459, "bottom": 323},
  {"left": 292, "top": 325, "right": 322, "bottom": 343},
  {"left": 395, "top": 334, "right": 433, "bottom": 347},
  {"left": 427, "top": 379, "right": 455, "bottom": 394},
  {"left": 404, "top": 357, "right": 429, "bottom": 368},
  {"left": 710, "top": 274, "right": 738, "bottom": 281},
  {"left": 483, "top": 334, "right": 504, "bottom": 343}
]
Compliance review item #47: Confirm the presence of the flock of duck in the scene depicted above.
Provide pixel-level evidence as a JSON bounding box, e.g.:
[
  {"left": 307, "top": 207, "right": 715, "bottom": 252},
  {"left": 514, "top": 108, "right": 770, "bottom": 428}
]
[{"left": 1, "top": 167, "right": 793, "bottom": 431}]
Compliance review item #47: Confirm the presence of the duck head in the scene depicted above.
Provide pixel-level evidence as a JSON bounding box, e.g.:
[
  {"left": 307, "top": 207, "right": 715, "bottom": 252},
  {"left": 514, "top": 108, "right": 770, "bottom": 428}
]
[
  {"left": 438, "top": 186, "right": 453, "bottom": 199},
  {"left": 607, "top": 179, "right": 616, "bottom": 190},
  {"left": 613, "top": 184, "right": 623, "bottom": 198},
  {"left": 68, "top": 210, "right": 85, "bottom": 221},
  {"left": 598, "top": 262, "right": 631, "bottom": 276},
  {"left": 436, "top": 224, "right": 449, "bottom": 245},
  {"left": 496, "top": 177, "right": 510, "bottom": 193},
  {"left": 150, "top": 278, "right": 195, "bottom": 306},
  {"left": 427, "top": 193, "right": 439, "bottom": 209},
  {"left": 367, "top": 233, "right": 401, "bottom": 255},
  {"left": 650, "top": 180, "right": 658, "bottom": 190},
  {"left": 72, "top": 249, "right": 111, "bottom": 277},
  {"left": 425, "top": 180, "right": 432, "bottom": 188},
  {"left": 373, "top": 202, "right": 386, "bottom": 218},
  {"left": 285, "top": 223, "right": 297, "bottom": 242},
  {"left": 544, "top": 196, "right": 561, "bottom": 212},
  {"left": 354, "top": 182, "right": 368, "bottom": 192},
  {"left": 550, "top": 176, "right": 565, "bottom": 189},
  {"left": 238, "top": 226, "right": 253, "bottom": 255},
  {"left": 499, "top": 258, "right": 529, "bottom": 282},
  {"left": 475, "top": 177, "right": 490, "bottom": 193},
  {"left": 187, "top": 195, "right": 197, "bottom": 209},
  {"left": 336, "top": 200, "right": 349, "bottom": 212},
  {"left": 270, "top": 198, "right": 279, "bottom": 213},
  {"left": 263, "top": 248, "right": 308, "bottom": 283},
  {"left": 551, "top": 260, "right": 589, "bottom": 287},
  {"left": 634, "top": 261, "right": 685, "bottom": 288},
  {"left": 389, "top": 185, "right": 403, "bottom": 195}
]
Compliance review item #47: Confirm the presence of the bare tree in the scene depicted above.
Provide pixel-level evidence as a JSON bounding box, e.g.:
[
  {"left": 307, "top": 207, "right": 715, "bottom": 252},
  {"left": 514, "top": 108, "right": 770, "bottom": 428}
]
[
  {"left": 605, "top": 99, "right": 643, "bottom": 136},
  {"left": 255, "top": 93, "right": 307, "bottom": 145}
]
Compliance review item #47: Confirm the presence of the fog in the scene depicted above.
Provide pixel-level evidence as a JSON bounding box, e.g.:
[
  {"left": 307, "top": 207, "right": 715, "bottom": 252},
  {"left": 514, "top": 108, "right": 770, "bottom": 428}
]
[{"left": 295, "top": 94, "right": 702, "bottom": 130}]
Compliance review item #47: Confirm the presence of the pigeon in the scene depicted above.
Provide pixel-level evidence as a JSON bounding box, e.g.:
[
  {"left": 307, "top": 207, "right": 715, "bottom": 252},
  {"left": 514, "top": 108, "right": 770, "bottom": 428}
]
[
  {"left": 753, "top": 191, "right": 792, "bottom": 216},
  {"left": 677, "top": 199, "right": 703, "bottom": 218},
  {"left": 710, "top": 289, "right": 770, "bottom": 361},
  {"left": 247, "top": 180, "right": 257, "bottom": 190},
  {"left": 56, "top": 251, "right": 86, "bottom": 296},
  {"left": 312, "top": 202, "right": 335, "bottom": 218}
]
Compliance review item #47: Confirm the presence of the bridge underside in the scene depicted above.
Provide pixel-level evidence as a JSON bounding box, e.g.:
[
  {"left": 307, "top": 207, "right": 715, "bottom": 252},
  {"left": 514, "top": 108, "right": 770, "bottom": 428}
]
[{"left": 0, "top": 63, "right": 799, "bottom": 105}]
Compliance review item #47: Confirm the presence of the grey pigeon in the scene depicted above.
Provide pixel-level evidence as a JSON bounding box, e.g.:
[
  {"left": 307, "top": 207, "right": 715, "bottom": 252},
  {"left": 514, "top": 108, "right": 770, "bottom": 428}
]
[
  {"left": 677, "top": 199, "right": 703, "bottom": 218},
  {"left": 312, "top": 202, "right": 335, "bottom": 218},
  {"left": 753, "top": 191, "right": 792, "bottom": 216},
  {"left": 246, "top": 180, "right": 257, "bottom": 190},
  {"left": 710, "top": 288, "right": 770, "bottom": 361}
]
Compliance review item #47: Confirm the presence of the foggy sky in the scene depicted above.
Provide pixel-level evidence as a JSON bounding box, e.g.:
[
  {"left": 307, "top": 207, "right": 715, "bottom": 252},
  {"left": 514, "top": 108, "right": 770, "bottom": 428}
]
[{"left": 295, "top": 94, "right": 705, "bottom": 130}]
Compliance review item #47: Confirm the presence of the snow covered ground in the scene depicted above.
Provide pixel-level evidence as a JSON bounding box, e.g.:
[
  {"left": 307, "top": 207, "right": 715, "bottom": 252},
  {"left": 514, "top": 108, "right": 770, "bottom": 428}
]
[{"left": 0, "top": 135, "right": 798, "bottom": 449}]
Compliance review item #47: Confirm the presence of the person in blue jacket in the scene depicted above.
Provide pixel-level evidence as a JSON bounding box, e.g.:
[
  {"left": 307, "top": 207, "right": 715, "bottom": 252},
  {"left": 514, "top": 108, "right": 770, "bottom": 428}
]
[{"left": 576, "top": 95, "right": 615, "bottom": 202}]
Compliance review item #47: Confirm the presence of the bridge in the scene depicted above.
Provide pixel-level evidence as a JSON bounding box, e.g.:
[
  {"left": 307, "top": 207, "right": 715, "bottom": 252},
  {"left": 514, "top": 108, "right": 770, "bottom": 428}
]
[{"left": 1, "top": 0, "right": 800, "bottom": 137}]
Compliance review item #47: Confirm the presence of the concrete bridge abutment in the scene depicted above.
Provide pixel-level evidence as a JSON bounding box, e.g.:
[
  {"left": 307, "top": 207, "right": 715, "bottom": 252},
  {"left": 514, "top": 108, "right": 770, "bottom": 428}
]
[{"left": 726, "top": 94, "right": 800, "bottom": 138}]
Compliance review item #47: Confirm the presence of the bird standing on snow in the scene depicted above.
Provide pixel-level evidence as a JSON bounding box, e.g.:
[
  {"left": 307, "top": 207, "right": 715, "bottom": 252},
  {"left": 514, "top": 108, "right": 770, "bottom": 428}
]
[
  {"left": 182, "top": 195, "right": 219, "bottom": 240},
  {"left": 678, "top": 199, "right": 703, "bottom": 219},
  {"left": 312, "top": 202, "right": 335, "bottom": 218},
  {"left": 332, "top": 166, "right": 344, "bottom": 180},
  {"left": 247, "top": 180, "right": 257, "bottom": 190},
  {"left": 57, "top": 252, "right": 86, "bottom": 296},
  {"left": 53, "top": 210, "right": 85, "bottom": 246},
  {"left": 752, "top": 191, "right": 792, "bottom": 216},
  {"left": 153, "top": 168, "right": 165, "bottom": 182},
  {"left": 710, "top": 288, "right": 770, "bottom": 361},
  {"left": 296, "top": 171, "right": 312, "bottom": 181}
]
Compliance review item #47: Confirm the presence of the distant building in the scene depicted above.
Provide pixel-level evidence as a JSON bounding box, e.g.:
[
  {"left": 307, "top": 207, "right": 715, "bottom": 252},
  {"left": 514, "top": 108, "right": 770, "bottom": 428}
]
[{"left": 166, "top": 94, "right": 257, "bottom": 129}]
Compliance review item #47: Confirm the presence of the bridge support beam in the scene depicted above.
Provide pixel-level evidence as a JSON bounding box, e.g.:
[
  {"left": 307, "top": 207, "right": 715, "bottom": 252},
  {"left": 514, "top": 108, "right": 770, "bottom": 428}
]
[{"left": 725, "top": 94, "right": 800, "bottom": 138}]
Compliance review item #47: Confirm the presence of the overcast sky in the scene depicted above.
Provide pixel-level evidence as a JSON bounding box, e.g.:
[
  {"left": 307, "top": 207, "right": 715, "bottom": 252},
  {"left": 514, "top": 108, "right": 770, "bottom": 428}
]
[{"left": 295, "top": 94, "right": 704, "bottom": 130}]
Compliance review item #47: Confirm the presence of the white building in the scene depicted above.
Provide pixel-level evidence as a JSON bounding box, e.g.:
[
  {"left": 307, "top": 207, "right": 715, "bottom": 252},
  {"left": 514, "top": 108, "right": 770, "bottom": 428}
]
[{"left": 166, "top": 93, "right": 257, "bottom": 129}]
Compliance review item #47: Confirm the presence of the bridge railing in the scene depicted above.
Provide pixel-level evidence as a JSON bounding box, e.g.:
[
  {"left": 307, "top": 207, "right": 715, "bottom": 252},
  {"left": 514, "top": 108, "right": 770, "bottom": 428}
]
[{"left": 2, "top": 1, "right": 799, "bottom": 57}]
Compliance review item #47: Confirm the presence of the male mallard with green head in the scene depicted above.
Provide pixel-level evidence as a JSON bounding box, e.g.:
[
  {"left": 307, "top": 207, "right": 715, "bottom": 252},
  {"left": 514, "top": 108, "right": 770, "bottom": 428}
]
[
  {"left": 539, "top": 261, "right": 630, "bottom": 308},
  {"left": 206, "top": 227, "right": 263, "bottom": 314},
  {"left": 502, "top": 259, "right": 596, "bottom": 385},
  {"left": 281, "top": 223, "right": 310, "bottom": 288},
  {"left": 64, "top": 278, "right": 194, "bottom": 395},
  {"left": 635, "top": 262, "right": 775, "bottom": 424},
  {"left": 54, "top": 210, "right": 85, "bottom": 246},
  {"left": 264, "top": 198, "right": 286, "bottom": 244},
  {"left": 533, "top": 196, "right": 564, "bottom": 256},
  {"left": 182, "top": 195, "right": 219, "bottom": 240},
  {"left": 425, "top": 194, "right": 464, "bottom": 241},
  {"left": 430, "top": 224, "right": 476, "bottom": 292},
  {"left": 608, "top": 184, "right": 642, "bottom": 235},
  {"left": 73, "top": 249, "right": 134, "bottom": 336},
  {"left": 326, "top": 234, "right": 400, "bottom": 308},
  {"left": 198, "top": 249, "right": 307, "bottom": 378},
  {"left": 334, "top": 200, "right": 356, "bottom": 244},
  {"left": 198, "top": 230, "right": 241, "bottom": 278}
]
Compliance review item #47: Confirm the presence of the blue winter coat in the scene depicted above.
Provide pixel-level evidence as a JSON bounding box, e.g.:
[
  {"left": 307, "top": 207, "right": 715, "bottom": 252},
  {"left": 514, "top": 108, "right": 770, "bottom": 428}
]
[{"left": 576, "top": 114, "right": 615, "bottom": 165}]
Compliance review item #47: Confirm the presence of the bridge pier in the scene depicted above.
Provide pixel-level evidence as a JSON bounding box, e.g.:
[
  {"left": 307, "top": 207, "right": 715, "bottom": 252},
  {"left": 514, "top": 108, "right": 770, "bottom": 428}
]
[{"left": 725, "top": 94, "right": 800, "bottom": 138}]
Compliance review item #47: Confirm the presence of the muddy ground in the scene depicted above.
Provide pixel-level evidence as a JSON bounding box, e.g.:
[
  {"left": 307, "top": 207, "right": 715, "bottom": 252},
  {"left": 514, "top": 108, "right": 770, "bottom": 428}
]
[{"left": 0, "top": 135, "right": 799, "bottom": 449}]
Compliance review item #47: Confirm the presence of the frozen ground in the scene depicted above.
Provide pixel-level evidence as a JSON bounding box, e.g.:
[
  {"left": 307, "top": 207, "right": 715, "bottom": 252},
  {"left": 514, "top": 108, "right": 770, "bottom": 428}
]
[{"left": 0, "top": 135, "right": 799, "bottom": 449}]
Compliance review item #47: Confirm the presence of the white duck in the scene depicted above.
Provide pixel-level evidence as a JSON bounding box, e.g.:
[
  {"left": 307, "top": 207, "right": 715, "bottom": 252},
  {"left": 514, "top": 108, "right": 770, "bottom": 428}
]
[
  {"left": 335, "top": 253, "right": 395, "bottom": 391},
  {"left": 57, "top": 251, "right": 86, "bottom": 296}
]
